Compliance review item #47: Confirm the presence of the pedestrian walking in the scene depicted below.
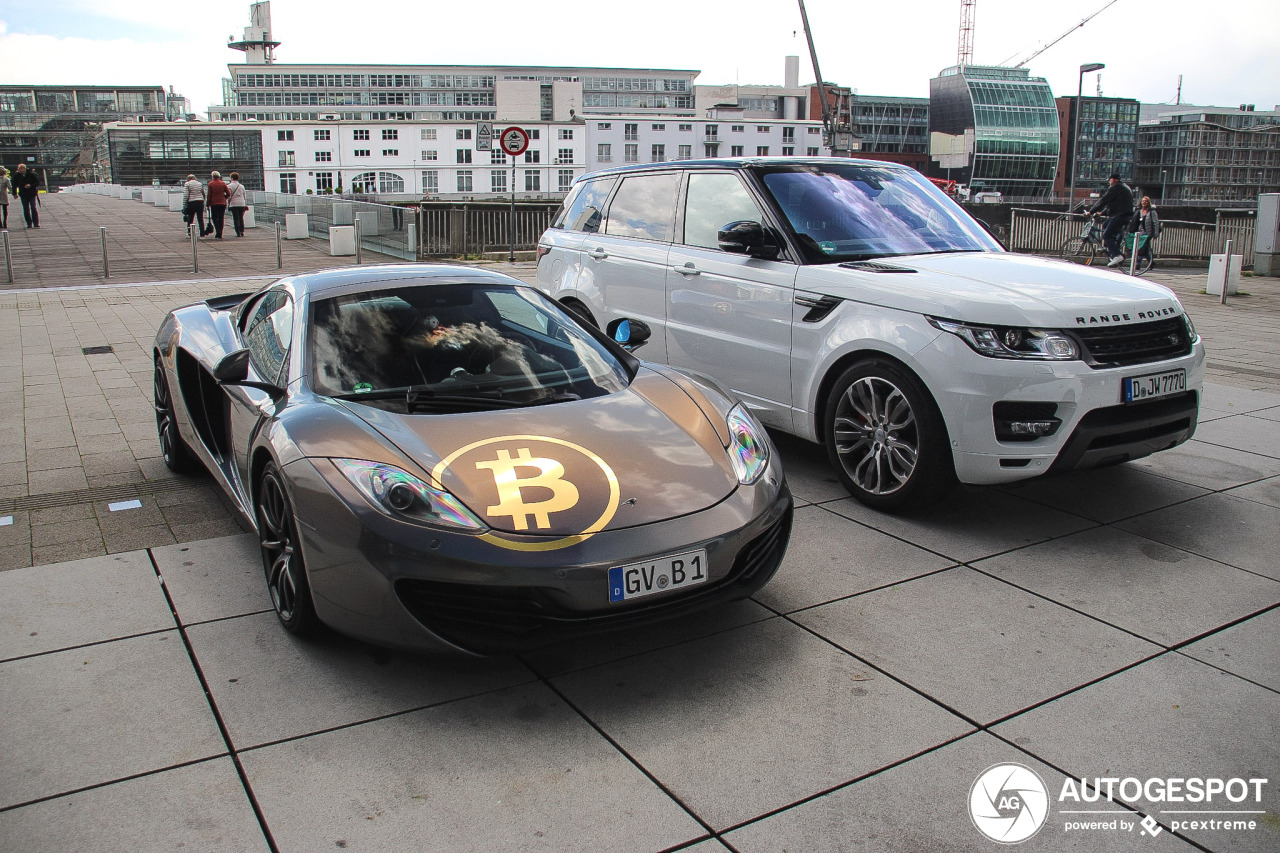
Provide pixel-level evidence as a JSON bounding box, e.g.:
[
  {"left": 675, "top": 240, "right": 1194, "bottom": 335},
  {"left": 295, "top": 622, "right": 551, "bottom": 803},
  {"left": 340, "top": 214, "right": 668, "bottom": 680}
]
[
  {"left": 1087, "top": 172, "right": 1134, "bottom": 267},
  {"left": 14, "top": 163, "right": 41, "bottom": 228},
  {"left": 1129, "top": 196, "right": 1160, "bottom": 269},
  {"left": 207, "top": 171, "right": 229, "bottom": 238},
  {"left": 0, "top": 167, "right": 11, "bottom": 229},
  {"left": 226, "top": 172, "right": 248, "bottom": 237},
  {"left": 182, "top": 174, "right": 207, "bottom": 238}
]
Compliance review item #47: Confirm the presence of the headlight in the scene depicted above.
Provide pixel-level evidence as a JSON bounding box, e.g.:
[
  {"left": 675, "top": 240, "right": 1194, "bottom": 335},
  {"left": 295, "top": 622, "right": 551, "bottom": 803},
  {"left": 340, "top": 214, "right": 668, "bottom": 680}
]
[
  {"left": 726, "top": 404, "right": 769, "bottom": 485},
  {"left": 1182, "top": 313, "right": 1198, "bottom": 343},
  {"left": 929, "top": 317, "right": 1079, "bottom": 360},
  {"left": 331, "top": 459, "right": 486, "bottom": 531}
]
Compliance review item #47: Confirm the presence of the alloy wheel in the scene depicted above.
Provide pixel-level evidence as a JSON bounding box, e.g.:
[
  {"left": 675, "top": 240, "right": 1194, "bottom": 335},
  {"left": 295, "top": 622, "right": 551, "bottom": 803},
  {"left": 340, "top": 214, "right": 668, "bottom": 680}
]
[{"left": 831, "top": 376, "right": 919, "bottom": 496}]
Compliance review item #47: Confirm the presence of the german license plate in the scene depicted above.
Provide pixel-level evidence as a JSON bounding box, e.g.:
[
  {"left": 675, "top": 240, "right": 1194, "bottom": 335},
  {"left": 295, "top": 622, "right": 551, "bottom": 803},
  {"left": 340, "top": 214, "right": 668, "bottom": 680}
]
[
  {"left": 609, "top": 549, "right": 707, "bottom": 603},
  {"left": 1123, "top": 369, "right": 1186, "bottom": 403}
]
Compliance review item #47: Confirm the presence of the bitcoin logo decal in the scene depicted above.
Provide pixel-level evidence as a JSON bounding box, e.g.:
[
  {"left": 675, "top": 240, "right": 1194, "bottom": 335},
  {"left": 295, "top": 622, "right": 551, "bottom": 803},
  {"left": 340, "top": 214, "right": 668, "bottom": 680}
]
[
  {"left": 432, "top": 435, "right": 619, "bottom": 552},
  {"left": 475, "top": 447, "right": 580, "bottom": 531}
]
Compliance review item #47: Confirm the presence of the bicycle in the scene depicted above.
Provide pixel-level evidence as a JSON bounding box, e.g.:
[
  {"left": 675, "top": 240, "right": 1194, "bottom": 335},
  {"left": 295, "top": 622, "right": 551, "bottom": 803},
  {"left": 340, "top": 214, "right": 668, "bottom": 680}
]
[{"left": 1058, "top": 211, "right": 1154, "bottom": 275}]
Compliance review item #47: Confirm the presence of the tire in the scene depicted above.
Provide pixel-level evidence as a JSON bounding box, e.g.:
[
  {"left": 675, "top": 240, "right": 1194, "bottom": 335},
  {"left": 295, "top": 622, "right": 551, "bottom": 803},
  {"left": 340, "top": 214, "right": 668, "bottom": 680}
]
[
  {"left": 1059, "top": 236, "right": 1096, "bottom": 265},
  {"left": 1133, "top": 251, "right": 1154, "bottom": 276},
  {"left": 824, "top": 359, "right": 956, "bottom": 512},
  {"left": 256, "top": 462, "right": 319, "bottom": 636},
  {"left": 153, "top": 357, "right": 199, "bottom": 474},
  {"left": 560, "top": 298, "right": 597, "bottom": 328}
]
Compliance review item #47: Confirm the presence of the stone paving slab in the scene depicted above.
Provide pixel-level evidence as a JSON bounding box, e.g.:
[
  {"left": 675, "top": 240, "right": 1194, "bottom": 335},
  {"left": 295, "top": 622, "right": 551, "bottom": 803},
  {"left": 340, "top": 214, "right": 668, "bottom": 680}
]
[
  {"left": 1180, "top": 607, "right": 1280, "bottom": 693},
  {"left": 150, "top": 533, "right": 269, "bottom": 624},
  {"left": 1114, "top": 494, "right": 1280, "bottom": 582}
]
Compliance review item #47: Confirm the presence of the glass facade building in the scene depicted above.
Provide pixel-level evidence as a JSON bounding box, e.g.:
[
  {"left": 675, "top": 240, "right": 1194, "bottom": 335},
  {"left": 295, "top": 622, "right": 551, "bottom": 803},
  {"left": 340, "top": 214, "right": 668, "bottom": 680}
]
[
  {"left": 1057, "top": 96, "right": 1139, "bottom": 201},
  {"left": 1137, "top": 107, "right": 1280, "bottom": 202},
  {"left": 928, "top": 66, "right": 1059, "bottom": 197},
  {"left": 106, "top": 127, "right": 264, "bottom": 190}
]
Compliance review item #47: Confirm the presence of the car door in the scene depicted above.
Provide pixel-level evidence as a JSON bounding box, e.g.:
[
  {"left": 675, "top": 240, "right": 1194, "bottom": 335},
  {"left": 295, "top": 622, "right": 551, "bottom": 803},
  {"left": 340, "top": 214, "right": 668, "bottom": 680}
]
[
  {"left": 585, "top": 171, "right": 681, "bottom": 363},
  {"left": 665, "top": 170, "right": 798, "bottom": 429},
  {"left": 227, "top": 289, "right": 294, "bottom": 499}
]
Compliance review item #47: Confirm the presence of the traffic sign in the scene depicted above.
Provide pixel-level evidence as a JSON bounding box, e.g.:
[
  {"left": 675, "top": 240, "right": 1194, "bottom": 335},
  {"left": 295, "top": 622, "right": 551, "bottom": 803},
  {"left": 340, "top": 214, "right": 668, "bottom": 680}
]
[
  {"left": 500, "top": 126, "right": 530, "bottom": 157},
  {"left": 476, "top": 123, "right": 493, "bottom": 151}
]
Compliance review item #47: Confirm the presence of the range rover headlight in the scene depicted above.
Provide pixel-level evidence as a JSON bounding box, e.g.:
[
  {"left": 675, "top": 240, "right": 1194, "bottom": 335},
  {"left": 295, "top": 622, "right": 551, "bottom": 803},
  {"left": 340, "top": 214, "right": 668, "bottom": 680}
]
[
  {"left": 726, "top": 404, "right": 769, "bottom": 485},
  {"left": 1182, "top": 313, "right": 1198, "bottom": 343},
  {"left": 331, "top": 459, "right": 486, "bottom": 531},
  {"left": 929, "top": 318, "right": 1079, "bottom": 360}
]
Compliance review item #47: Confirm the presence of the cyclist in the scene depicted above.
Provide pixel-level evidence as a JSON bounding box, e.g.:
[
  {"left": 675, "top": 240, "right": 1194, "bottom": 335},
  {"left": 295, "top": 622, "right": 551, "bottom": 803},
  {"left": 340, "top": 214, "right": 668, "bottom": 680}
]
[
  {"left": 1087, "top": 172, "right": 1134, "bottom": 267},
  {"left": 1128, "top": 196, "right": 1159, "bottom": 270}
]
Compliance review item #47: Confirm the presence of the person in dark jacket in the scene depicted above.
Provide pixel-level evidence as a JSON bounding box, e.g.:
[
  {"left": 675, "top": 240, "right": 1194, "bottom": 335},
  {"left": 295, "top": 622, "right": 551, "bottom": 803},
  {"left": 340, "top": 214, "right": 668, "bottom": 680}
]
[
  {"left": 1088, "top": 173, "right": 1134, "bottom": 267},
  {"left": 1128, "top": 196, "right": 1160, "bottom": 269},
  {"left": 206, "top": 171, "right": 229, "bottom": 238},
  {"left": 14, "top": 163, "right": 40, "bottom": 228}
]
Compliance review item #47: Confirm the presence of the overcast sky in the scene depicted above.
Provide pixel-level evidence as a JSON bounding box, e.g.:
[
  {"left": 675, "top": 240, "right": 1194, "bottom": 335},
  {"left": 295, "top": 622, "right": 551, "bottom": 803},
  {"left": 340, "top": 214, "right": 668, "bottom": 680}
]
[{"left": 1, "top": 0, "right": 1276, "bottom": 118}]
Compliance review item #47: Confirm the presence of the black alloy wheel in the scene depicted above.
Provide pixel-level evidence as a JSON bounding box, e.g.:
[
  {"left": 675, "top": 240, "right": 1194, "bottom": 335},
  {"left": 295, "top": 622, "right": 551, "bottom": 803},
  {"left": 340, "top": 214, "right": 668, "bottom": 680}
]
[
  {"left": 256, "top": 461, "right": 319, "bottom": 636},
  {"left": 824, "top": 359, "right": 956, "bottom": 512},
  {"left": 154, "top": 357, "right": 198, "bottom": 474}
]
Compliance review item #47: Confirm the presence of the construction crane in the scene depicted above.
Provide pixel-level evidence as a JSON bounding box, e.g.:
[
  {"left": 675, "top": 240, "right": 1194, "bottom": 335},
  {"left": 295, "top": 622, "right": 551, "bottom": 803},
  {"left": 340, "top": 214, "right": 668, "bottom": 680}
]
[
  {"left": 1012, "top": 0, "right": 1121, "bottom": 67},
  {"left": 958, "top": 0, "right": 976, "bottom": 66}
]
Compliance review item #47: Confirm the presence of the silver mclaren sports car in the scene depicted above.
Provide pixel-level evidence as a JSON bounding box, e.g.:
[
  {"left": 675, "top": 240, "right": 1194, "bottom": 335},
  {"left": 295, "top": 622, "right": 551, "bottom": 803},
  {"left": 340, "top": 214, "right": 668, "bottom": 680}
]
[{"left": 153, "top": 265, "right": 792, "bottom": 654}]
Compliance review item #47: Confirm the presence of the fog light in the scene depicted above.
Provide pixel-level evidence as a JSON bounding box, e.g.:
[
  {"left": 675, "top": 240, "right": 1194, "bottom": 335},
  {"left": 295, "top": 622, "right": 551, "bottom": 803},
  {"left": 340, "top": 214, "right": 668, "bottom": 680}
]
[{"left": 1008, "top": 421, "right": 1058, "bottom": 436}]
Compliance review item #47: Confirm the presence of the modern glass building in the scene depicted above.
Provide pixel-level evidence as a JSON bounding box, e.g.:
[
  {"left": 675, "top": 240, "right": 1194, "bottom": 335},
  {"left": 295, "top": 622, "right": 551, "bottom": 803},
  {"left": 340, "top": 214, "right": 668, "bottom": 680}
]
[
  {"left": 105, "top": 126, "right": 264, "bottom": 190},
  {"left": 928, "top": 65, "right": 1059, "bottom": 198},
  {"left": 1137, "top": 106, "right": 1280, "bottom": 202},
  {"left": 1056, "top": 96, "right": 1139, "bottom": 202}
]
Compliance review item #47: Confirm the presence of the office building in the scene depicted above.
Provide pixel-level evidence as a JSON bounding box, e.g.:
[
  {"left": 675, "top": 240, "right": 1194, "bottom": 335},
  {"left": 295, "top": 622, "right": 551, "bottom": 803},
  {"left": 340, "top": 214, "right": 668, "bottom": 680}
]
[
  {"left": 1137, "top": 105, "right": 1280, "bottom": 202},
  {"left": 1055, "top": 95, "right": 1140, "bottom": 204}
]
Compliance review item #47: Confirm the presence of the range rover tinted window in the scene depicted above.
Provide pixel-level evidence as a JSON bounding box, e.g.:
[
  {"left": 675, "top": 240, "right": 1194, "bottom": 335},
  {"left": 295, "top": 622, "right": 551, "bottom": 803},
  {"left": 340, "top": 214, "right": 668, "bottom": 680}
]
[
  {"left": 683, "top": 173, "right": 766, "bottom": 250},
  {"left": 603, "top": 173, "right": 680, "bottom": 242},
  {"left": 554, "top": 177, "right": 616, "bottom": 232}
]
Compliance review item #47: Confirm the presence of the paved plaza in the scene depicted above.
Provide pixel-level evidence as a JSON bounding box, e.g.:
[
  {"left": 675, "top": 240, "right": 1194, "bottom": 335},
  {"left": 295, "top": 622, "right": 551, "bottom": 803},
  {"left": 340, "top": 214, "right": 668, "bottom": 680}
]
[{"left": 0, "top": 193, "right": 1278, "bottom": 851}]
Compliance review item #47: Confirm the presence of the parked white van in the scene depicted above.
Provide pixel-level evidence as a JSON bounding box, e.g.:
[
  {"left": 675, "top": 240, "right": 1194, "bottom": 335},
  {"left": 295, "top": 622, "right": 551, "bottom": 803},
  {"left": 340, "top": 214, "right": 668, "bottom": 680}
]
[{"left": 536, "top": 158, "right": 1204, "bottom": 511}]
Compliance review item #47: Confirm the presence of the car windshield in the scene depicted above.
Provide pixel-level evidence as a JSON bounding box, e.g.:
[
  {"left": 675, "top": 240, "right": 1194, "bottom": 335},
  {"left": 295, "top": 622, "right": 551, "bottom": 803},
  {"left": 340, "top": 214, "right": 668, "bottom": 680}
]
[
  {"left": 756, "top": 163, "right": 1002, "bottom": 262},
  {"left": 308, "top": 282, "right": 630, "bottom": 411}
]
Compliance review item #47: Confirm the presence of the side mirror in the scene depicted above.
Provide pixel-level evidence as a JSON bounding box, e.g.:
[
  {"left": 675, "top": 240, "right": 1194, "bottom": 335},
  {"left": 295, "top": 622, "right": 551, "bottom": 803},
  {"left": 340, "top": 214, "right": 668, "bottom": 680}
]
[
  {"left": 214, "top": 348, "right": 286, "bottom": 399},
  {"left": 606, "top": 317, "right": 651, "bottom": 352},
  {"left": 717, "top": 220, "right": 779, "bottom": 259}
]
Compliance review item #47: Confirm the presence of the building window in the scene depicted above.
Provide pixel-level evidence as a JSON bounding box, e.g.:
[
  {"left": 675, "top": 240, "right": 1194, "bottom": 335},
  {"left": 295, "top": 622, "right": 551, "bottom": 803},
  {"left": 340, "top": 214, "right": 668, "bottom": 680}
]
[
  {"left": 598, "top": 143, "right": 611, "bottom": 162},
  {"left": 525, "top": 170, "right": 541, "bottom": 191},
  {"left": 314, "top": 129, "right": 330, "bottom": 141},
  {"left": 423, "top": 170, "right": 438, "bottom": 194},
  {"left": 705, "top": 124, "right": 719, "bottom": 140},
  {"left": 756, "top": 146, "right": 769, "bottom": 156},
  {"left": 678, "top": 144, "right": 691, "bottom": 160},
  {"left": 490, "top": 150, "right": 507, "bottom": 164},
  {"left": 558, "top": 128, "right": 574, "bottom": 139},
  {"left": 491, "top": 169, "right": 507, "bottom": 193},
  {"left": 422, "top": 149, "right": 437, "bottom": 161},
  {"left": 421, "top": 128, "right": 437, "bottom": 140},
  {"left": 277, "top": 130, "right": 294, "bottom": 141},
  {"left": 382, "top": 129, "right": 398, "bottom": 140},
  {"left": 558, "top": 169, "right": 574, "bottom": 192},
  {"left": 782, "top": 127, "right": 796, "bottom": 142},
  {"left": 652, "top": 123, "right": 666, "bottom": 131},
  {"left": 315, "top": 151, "right": 332, "bottom": 162},
  {"left": 597, "top": 122, "right": 611, "bottom": 130},
  {"left": 529, "top": 129, "right": 540, "bottom": 139},
  {"left": 457, "top": 170, "right": 473, "bottom": 192},
  {"left": 808, "top": 127, "right": 822, "bottom": 134},
  {"left": 731, "top": 145, "right": 744, "bottom": 156},
  {"left": 732, "top": 125, "right": 744, "bottom": 133},
  {"left": 704, "top": 143, "right": 719, "bottom": 158},
  {"left": 807, "top": 147, "right": 820, "bottom": 156},
  {"left": 679, "top": 123, "right": 692, "bottom": 132},
  {"left": 652, "top": 144, "right": 665, "bottom": 162},
  {"left": 353, "top": 129, "right": 370, "bottom": 140},
  {"left": 757, "top": 126, "right": 771, "bottom": 133},
  {"left": 278, "top": 151, "right": 295, "bottom": 166},
  {"left": 457, "top": 149, "right": 472, "bottom": 163},
  {"left": 625, "top": 143, "right": 638, "bottom": 162},
  {"left": 624, "top": 123, "right": 638, "bottom": 140},
  {"left": 556, "top": 148, "right": 574, "bottom": 164},
  {"left": 279, "top": 173, "right": 296, "bottom": 193},
  {"left": 315, "top": 172, "right": 333, "bottom": 191},
  {"left": 456, "top": 128, "right": 472, "bottom": 139},
  {"left": 382, "top": 149, "right": 398, "bottom": 156},
  {"left": 354, "top": 149, "right": 370, "bottom": 157},
  {"left": 524, "top": 150, "right": 541, "bottom": 163},
  {"left": 782, "top": 147, "right": 794, "bottom": 156}
]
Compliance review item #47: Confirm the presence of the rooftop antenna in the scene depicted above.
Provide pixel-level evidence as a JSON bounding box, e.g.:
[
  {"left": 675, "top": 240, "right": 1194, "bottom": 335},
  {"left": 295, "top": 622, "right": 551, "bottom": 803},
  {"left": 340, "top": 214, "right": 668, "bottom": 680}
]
[{"left": 1176, "top": 75, "right": 1182, "bottom": 105}]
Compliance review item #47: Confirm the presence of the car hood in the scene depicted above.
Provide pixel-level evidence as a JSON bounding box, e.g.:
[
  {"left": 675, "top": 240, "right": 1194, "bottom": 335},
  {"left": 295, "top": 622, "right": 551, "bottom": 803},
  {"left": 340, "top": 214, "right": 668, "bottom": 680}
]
[
  {"left": 797, "top": 252, "right": 1185, "bottom": 328},
  {"left": 338, "top": 370, "right": 738, "bottom": 535}
]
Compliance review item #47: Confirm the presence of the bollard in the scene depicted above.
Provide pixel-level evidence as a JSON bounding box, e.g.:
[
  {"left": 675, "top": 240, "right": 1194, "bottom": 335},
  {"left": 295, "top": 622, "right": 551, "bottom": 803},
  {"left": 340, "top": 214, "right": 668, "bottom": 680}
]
[
  {"left": 1221, "top": 239, "right": 1232, "bottom": 306},
  {"left": 190, "top": 218, "right": 199, "bottom": 274},
  {"left": 275, "top": 221, "right": 282, "bottom": 269},
  {"left": 3, "top": 230, "right": 12, "bottom": 283},
  {"left": 100, "top": 226, "right": 110, "bottom": 278},
  {"left": 354, "top": 218, "right": 363, "bottom": 265}
]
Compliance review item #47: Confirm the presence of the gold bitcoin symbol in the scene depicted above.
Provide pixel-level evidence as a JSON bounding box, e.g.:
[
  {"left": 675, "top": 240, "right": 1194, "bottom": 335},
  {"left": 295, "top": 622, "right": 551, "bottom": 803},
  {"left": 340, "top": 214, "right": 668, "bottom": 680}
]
[{"left": 475, "top": 447, "right": 580, "bottom": 530}]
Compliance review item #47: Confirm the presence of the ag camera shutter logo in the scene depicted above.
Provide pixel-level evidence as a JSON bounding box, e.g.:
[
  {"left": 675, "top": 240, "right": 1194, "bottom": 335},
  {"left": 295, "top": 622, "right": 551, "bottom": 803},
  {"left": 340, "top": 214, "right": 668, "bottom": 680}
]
[{"left": 970, "top": 763, "right": 1050, "bottom": 844}]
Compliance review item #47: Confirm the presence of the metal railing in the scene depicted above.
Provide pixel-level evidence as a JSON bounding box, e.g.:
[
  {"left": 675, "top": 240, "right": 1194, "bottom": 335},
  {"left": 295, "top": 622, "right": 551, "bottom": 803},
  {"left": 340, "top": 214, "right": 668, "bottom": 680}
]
[
  {"left": 1008, "top": 208, "right": 1256, "bottom": 267},
  {"left": 246, "top": 192, "right": 416, "bottom": 261},
  {"left": 415, "top": 204, "right": 558, "bottom": 257}
]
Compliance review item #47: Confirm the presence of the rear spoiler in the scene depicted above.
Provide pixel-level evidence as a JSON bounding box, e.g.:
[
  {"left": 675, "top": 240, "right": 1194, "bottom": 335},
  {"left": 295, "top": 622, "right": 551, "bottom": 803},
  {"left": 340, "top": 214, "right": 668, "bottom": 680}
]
[{"left": 205, "top": 292, "right": 253, "bottom": 312}]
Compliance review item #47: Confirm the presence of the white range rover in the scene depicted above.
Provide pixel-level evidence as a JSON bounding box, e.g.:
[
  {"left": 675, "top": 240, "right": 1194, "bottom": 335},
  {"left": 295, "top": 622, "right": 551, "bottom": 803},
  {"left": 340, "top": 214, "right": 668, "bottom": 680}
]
[{"left": 536, "top": 158, "right": 1204, "bottom": 511}]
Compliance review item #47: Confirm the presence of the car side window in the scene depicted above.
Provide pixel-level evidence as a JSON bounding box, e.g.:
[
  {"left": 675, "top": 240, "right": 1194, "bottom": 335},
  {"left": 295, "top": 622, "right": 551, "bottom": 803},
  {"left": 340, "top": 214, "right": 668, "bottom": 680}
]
[
  {"left": 603, "top": 173, "right": 680, "bottom": 242},
  {"left": 554, "top": 177, "right": 616, "bottom": 233},
  {"left": 243, "top": 290, "right": 294, "bottom": 384},
  {"left": 683, "top": 173, "right": 767, "bottom": 250}
]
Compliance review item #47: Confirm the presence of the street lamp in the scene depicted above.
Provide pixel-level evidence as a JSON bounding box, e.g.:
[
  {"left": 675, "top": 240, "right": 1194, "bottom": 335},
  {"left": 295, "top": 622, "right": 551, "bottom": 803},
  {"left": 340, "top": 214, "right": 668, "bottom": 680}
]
[
  {"left": 1067, "top": 62, "right": 1105, "bottom": 212},
  {"left": 1161, "top": 169, "right": 1167, "bottom": 204}
]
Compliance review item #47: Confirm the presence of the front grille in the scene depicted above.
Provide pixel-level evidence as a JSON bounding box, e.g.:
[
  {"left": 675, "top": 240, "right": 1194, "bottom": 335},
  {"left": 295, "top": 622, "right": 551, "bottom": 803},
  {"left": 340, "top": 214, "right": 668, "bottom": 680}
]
[
  {"left": 394, "top": 507, "right": 792, "bottom": 652},
  {"left": 1073, "top": 318, "right": 1191, "bottom": 368}
]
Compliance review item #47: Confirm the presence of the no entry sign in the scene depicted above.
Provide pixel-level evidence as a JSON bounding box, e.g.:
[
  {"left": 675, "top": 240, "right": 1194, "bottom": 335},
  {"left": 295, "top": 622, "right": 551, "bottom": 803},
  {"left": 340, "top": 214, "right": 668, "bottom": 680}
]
[{"left": 499, "top": 126, "right": 530, "bottom": 157}]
